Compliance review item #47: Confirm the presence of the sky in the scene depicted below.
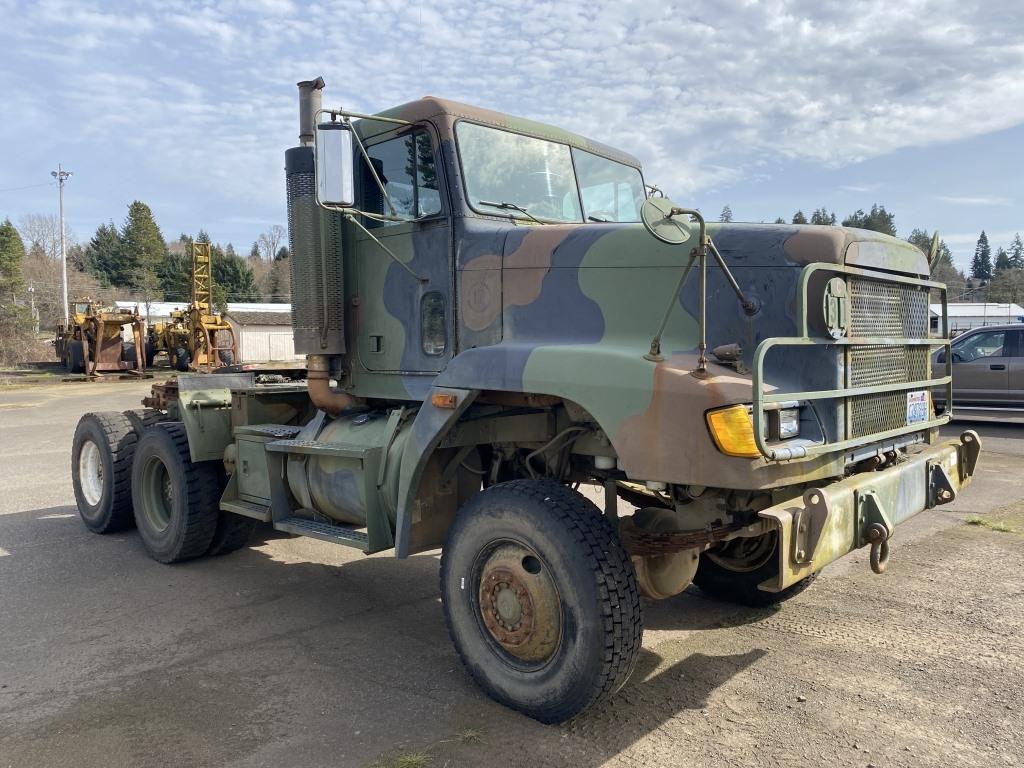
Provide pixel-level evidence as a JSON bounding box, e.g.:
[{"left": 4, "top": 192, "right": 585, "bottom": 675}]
[{"left": 1, "top": 0, "right": 1022, "bottom": 273}]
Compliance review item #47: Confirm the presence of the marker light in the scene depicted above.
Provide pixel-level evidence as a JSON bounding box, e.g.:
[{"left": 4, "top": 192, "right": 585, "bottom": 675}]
[{"left": 706, "top": 405, "right": 761, "bottom": 458}]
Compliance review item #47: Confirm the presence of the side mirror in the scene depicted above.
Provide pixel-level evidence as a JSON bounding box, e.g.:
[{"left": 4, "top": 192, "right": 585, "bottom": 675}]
[
  {"left": 315, "top": 121, "right": 355, "bottom": 207},
  {"left": 936, "top": 350, "right": 946, "bottom": 364}
]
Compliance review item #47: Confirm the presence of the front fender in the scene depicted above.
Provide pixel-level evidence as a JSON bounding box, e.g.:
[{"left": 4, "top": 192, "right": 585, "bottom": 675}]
[{"left": 434, "top": 344, "right": 841, "bottom": 488}]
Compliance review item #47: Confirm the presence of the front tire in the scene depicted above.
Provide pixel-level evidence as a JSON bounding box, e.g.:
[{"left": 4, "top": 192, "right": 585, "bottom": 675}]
[
  {"left": 71, "top": 412, "right": 137, "bottom": 533},
  {"left": 131, "top": 423, "right": 219, "bottom": 563},
  {"left": 440, "top": 479, "right": 642, "bottom": 723},
  {"left": 693, "top": 532, "right": 817, "bottom": 607}
]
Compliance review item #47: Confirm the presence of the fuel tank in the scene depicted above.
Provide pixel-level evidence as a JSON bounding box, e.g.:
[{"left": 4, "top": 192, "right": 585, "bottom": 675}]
[{"left": 285, "top": 409, "right": 409, "bottom": 526}]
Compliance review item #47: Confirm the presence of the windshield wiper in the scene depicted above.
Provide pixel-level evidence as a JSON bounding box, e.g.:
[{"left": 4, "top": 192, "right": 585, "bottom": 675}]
[
  {"left": 588, "top": 215, "right": 611, "bottom": 223},
  {"left": 478, "top": 200, "right": 547, "bottom": 225}
]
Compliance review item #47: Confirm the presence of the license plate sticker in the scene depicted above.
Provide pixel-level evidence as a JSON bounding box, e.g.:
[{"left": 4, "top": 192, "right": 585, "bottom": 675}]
[{"left": 906, "top": 390, "right": 928, "bottom": 425}]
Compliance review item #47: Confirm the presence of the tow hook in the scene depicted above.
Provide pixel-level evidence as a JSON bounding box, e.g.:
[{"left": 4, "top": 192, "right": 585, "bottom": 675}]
[{"left": 865, "top": 523, "right": 890, "bottom": 574}]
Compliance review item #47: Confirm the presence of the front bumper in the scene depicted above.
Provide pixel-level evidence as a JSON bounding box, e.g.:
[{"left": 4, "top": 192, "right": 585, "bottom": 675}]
[{"left": 757, "top": 430, "right": 981, "bottom": 592}]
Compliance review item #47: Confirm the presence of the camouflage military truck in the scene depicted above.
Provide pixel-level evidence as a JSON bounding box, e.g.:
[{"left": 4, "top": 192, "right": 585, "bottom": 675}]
[{"left": 69, "top": 78, "right": 981, "bottom": 723}]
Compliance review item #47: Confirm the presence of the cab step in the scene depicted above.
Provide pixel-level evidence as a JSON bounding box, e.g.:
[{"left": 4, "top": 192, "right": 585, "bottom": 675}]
[
  {"left": 274, "top": 516, "right": 369, "bottom": 551},
  {"left": 220, "top": 498, "right": 271, "bottom": 521}
]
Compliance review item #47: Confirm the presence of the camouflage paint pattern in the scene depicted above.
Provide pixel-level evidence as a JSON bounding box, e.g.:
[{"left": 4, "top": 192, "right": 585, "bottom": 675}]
[{"left": 285, "top": 97, "right": 947, "bottom": 552}]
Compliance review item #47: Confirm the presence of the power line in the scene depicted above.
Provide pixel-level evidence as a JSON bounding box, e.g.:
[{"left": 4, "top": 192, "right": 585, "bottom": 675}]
[{"left": 0, "top": 181, "right": 56, "bottom": 193}]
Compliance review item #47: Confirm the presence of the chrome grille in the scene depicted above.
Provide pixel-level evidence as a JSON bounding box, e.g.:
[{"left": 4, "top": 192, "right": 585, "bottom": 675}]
[{"left": 849, "top": 280, "right": 929, "bottom": 339}]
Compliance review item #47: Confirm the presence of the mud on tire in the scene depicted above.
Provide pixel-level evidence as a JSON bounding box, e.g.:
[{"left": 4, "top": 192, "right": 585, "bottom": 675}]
[
  {"left": 440, "top": 479, "right": 643, "bottom": 723},
  {"left": 71, "top": 412, "right": 138, "bottom": 533},
  {"left": 131, "top": 422, "right": 219, "bottom": 563}
]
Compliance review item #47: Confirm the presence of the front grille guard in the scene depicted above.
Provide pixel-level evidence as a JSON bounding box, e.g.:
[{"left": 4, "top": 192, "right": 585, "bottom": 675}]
[{"left": 752, "top": 263, "right": 952, "bottom": 461}]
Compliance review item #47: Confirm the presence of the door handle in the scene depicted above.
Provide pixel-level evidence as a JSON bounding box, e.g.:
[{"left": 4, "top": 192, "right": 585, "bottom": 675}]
[{"left": 990, "top": 364, "right": 1006, "bottom": 370}]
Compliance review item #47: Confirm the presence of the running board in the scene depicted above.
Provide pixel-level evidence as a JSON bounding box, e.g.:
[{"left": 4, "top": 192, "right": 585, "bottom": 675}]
[
  {"left": 220, "top": 498, "right": 271, "bottom": 522},
  {"left": 274, "top": 516, "right": 369, "bottom": 551}
]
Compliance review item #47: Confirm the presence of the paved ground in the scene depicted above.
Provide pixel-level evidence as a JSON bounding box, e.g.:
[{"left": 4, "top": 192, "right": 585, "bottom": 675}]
[{"left": 1, "top": 381, "right": 1022, "bottom": 767}]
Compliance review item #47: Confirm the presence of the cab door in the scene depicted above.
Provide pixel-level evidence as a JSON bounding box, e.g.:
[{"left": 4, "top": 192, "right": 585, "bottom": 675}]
[
  {"left": 353, "top": 127, "right": 452, "bottom": 374},
  {"left": 950, "top": 328, "right": 1010, "bottom": 405},
  {"left": 1003, "top": 329, "right": 1024, "bottom": 406}
]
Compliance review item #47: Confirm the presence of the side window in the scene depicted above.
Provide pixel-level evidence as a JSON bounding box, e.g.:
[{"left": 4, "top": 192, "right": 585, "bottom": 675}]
[
  {"left": 954, "top": 330, "right": 1006, "bottom": 362},
  {"left": 360, "top": 130, "right": 441, "bottom": 227},
  {"left": 1009, "top": 330, "right": 1023, "bottom": 357}
]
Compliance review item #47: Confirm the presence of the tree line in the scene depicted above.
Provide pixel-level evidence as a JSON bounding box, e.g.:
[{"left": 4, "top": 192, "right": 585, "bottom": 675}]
[
  {"left": 0, "top": 201, "right": 291, "bottom": 364},
  {"left": 79, "top": 202, "right": 290, "bottom": 306},
  {"left": 717, "top": 202, "right": 979, "bottom": 299}
]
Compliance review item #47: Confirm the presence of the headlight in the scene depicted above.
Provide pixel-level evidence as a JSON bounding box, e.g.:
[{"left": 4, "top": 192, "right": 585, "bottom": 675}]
[
  {"left": 706, "top": 405, "right": 761, "bottom": 458},
  {"left": 777, "top": 408, "right": 801, "bottom": 440}
]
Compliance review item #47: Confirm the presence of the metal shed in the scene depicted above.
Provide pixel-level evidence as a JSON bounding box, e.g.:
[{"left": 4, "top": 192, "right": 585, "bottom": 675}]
[{"left": 224, "top": 310, "right": 301, "bottom": 362}]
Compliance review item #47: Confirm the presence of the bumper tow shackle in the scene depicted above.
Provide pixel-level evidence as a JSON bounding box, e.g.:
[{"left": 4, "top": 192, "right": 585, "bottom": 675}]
[{"left": 865, "top": 522, "right": 890, "bottom": 574}]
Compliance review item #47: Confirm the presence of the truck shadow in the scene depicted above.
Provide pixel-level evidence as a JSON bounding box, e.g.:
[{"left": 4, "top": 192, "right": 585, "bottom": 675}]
[{"left": 3, "top": 507, "right": 773, "bottom": 768}]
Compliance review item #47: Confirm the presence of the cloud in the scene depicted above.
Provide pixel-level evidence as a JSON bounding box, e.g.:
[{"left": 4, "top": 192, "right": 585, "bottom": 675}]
[
  {"left": 0, "top": 0, "right": 1022, "bottom": 244},
  {"left": 935, "top": 195, "right": 1012, "bottom": 206}
]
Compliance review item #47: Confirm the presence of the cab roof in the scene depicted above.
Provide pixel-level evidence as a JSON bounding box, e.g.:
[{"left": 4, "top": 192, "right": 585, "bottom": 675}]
[{"left": 357, "top": 96, "right": 643, "bottom": 170}]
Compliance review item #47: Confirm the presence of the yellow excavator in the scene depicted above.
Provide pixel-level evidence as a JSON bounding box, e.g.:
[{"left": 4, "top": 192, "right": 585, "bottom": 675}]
[{"left": 145, "top": 243, "right": 236, "bottom": 371}]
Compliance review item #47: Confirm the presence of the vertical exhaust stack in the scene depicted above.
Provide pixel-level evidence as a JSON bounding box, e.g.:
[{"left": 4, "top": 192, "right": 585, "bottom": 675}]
[{"left": 286, "top": 77, "right": 346, "bottom": 358}]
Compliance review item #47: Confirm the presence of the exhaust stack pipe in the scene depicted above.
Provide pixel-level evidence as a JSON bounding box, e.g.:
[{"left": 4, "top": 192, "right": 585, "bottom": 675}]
[{"left": 297, "top": 77, "right": 325, "bottom": 147}]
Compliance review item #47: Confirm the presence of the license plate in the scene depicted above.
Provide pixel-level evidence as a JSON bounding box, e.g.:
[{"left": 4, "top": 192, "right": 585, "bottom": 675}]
[{"left": 906, "top": 390, "right": 928, "bottom": 425}]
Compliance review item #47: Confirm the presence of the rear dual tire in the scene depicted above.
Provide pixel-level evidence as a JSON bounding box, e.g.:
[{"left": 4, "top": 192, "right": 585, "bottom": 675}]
[
  {"left": 131, "top": 423, "right": 220, "bottom": 563},
  {"left": 71, "top": 412, "right": 137, "bottom": 533}
]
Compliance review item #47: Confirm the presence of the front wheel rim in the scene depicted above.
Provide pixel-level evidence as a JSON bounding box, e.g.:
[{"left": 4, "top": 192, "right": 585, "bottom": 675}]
[
  {"left": 140, "top": 456, "right": 174, "bottom": 533},
  {"left": 78, "top": 440, "right": 103, "bottom": 506},
  {"left": 474, "top": 540, "right": 562, "bottom": 670}
]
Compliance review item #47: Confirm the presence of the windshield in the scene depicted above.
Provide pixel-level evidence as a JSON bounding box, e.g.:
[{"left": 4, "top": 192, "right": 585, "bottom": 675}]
[{"left": 456, "top": 121, "right": 642, "bottom": 224}]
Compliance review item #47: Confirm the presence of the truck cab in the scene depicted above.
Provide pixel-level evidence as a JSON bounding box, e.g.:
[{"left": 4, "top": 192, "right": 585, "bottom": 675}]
[{"left": 70, "top": 78, "right": 981, "bottom": 724}]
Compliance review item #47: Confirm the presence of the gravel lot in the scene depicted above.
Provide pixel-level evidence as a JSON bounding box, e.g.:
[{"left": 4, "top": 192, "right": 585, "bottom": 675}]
[{"left": 1, "top": 381, "right": 1022, "bottom": 767}]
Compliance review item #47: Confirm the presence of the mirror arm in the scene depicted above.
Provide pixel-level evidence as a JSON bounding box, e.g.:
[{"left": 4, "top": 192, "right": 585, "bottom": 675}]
[
  {"left": 344, "top": 213, "right": 428, "bottom": 284},
  {"left": 321, "top": 107, "right": 411, "bottom": 126},
  {"left": 644, "top": 249, "right": 698, "bottom": 362},
  {"left": 349, "top": 125, "right": 399, "bottom": 218},
  {"left": 707, "top": 238, "right": 759, "bottom": 315}
]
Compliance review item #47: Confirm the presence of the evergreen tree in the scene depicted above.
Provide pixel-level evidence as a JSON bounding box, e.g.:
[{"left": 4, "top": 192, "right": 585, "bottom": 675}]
[
  {"left": 0, "top": 217, "right": 26, "bottom": 297},
  {"left": 719, "top": 205, "right": 733, "bottom": 222},
  {"left": 971, "top": 230, "right": 992, "bottom": 281},
  {"left": 120, "top": 201, "right": 167, "bottom": 290},
  {"left": 1009, "top": 233, "right": 1024, "bottom": 269},
  {"left": 810, "top": 208, "right": 836, "bottom": 226},
  {"left": 82, "top": 221, "right": 123, "bottom": 286},
  {"left": 249, "top": 243, "right": 261, "bottom": 261},
  {"left": 994, "top": 247, "right": 1011, "bottom": 273},
  {"left": 158, "top": 251, "right": 191, "bottom": 302},
  {"left": 212, "top": 244, "right": 259, "bottom": 302},
  {"left": 275, "top": 246, "right": 289, "bottom": 261},
  {"left": 907, "top": 228, "right": 954, "bottom": 267},
  {"left": 773, "top": 217, "right": 786, "bottom": 224},
  {"left": 791, "top": 210, "right": 808, "bottom": 225},
  {"left": 268, "top": 259, "right": 291, "bottom": 302},
  {"left": 842, "top": 204, "right": 896, "bottom": 236}
]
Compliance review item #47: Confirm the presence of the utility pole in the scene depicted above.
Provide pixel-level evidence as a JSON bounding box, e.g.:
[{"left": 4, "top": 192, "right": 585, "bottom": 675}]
[{"left": 51, "top": 164, "right": 72, "bottom": 326}]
